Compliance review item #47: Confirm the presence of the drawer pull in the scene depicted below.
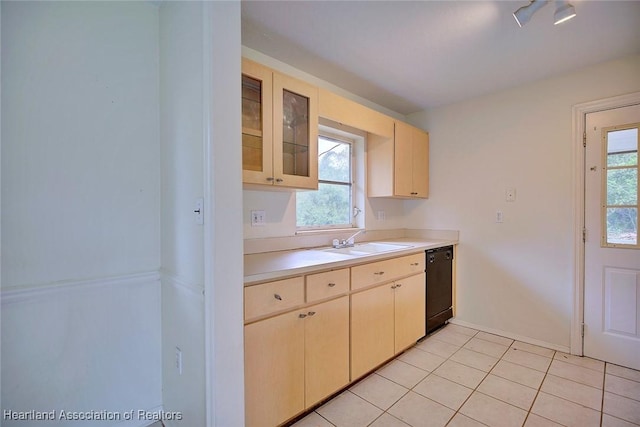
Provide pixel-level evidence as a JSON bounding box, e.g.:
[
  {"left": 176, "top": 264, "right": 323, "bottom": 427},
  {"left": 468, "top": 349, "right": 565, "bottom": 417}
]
[
  {"left": 328, "top": 283, "right": 336, "bottom": 287},
  {"left": 410, "top": 262, "right": 419, "bottom": 266},
  {"left": 374, "top": 271, "right": 385, "bottom": 276},
  {"left": 274, "top": 294, "right": 282, "bottom": 301},
  {"left": 396, "top": 283, "right": 403, "bottom": 288},
  {"left": 307, "top": 311, "right": 316, "bottom": 316},
  {"left": 298, "top": 313, "right": 307, "bottom": 318},
  {"left": 391, "top": 285, "right": 397, "bottom": 289}
]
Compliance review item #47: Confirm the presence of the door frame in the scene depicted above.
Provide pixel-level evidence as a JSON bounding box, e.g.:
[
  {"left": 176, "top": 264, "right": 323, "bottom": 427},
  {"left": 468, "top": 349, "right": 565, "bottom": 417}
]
[{"left": 571, "top": 91, "right": 640, "bottom": 356}]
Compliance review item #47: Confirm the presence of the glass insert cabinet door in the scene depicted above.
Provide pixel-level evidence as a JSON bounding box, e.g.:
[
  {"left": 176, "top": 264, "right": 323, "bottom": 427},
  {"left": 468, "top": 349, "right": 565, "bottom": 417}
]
[
  {"left": 273, "top": 72, "right": 318, "bottom": 190},
  {"left": 241, "top": 58, "right": 318, "bottom": 190},
  {"left": 242, "top": 59, "right": 273, "bottom": 184}
]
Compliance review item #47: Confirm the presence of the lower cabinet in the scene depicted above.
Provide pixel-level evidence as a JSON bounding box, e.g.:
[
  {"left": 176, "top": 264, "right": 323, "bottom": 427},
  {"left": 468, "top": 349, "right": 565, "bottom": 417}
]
[
  {"left": 244, "top": 296, "right": 349, "bottom": 427},
  {"left": 351, "top": 272, "right": 426, "bottom": 380},
  {"left": 244, "top": 253, "right": 429, "bottom": 426},
  {"left": 393, "top": 273, "right": 427, "bottom": 353}
]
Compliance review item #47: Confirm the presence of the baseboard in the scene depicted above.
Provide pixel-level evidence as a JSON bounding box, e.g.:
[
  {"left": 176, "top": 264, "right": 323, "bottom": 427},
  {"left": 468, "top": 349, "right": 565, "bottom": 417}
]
[
  {"left": 1, "top": 271, "right": 160, "bottom": 305},
  {"left": 449, "top": 318, "right": 571, "bottom": 353}
]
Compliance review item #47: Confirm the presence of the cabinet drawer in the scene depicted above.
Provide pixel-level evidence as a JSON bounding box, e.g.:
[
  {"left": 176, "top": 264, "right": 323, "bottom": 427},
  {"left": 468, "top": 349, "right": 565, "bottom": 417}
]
[
  {"left": 351, "top": 253, "right": 425, "bottom": 291},
  {"left": 306, "top": 269, "right": 350, "bottom": 302},
  {"left": 245, "top": 277, "right": 304, "bottom": 321}
]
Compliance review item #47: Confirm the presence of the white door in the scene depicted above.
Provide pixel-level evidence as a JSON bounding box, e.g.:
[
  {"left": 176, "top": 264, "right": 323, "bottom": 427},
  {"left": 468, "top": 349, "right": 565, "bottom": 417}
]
[{"left": 584, "top": 104, "right": 640, "bottom": 370}]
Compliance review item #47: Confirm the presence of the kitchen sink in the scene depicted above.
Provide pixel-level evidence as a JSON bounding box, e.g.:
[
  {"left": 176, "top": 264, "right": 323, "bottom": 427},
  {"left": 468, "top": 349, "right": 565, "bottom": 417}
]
[{"left": 322, "top": 242, "right": 412, "bottom": 256}]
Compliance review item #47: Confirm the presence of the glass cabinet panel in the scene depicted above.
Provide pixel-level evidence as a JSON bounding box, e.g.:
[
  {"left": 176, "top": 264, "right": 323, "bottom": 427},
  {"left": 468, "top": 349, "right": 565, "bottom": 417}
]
[
  {"left": 282, "top": 89, "right": 310, "bottom": 177},
  {"left": 242, "top": 75, "right": 264, "bottom": 172}
]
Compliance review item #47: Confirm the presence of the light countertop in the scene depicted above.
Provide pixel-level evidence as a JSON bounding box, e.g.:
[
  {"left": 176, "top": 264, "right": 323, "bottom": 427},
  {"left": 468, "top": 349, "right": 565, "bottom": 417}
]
[{"left": 244, "top": 238, "right": 457, "bottom": 285}]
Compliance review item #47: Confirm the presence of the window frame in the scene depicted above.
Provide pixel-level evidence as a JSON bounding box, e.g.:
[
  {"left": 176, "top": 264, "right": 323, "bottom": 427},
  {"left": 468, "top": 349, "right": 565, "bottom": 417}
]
[
  {"left": 601, "top": 122, "right": 639, "bottom": 249},
  {"left": 295, "top": 131, "right": 356, "bottom": 231}
]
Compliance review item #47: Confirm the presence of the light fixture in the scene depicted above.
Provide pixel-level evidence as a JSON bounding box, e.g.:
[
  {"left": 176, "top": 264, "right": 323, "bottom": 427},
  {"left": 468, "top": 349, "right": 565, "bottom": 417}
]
[
  {"left": 513, "top": 0, "right": 576, "bottom": 27},
  {"left": 554, "top": 0, "right": 576, "bottom": 25},
  {"left": 513, "top": 0, "right": 548, "bottom": 27}
]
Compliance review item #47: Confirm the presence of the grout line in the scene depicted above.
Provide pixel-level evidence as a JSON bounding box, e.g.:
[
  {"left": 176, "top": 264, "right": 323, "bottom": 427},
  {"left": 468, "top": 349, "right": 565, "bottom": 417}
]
[
  {"left": 301, "top": 324, "right": 640, "bottom": 427},
  {"left": 521, "top": 347, "right": 559, "bottom": 426}
]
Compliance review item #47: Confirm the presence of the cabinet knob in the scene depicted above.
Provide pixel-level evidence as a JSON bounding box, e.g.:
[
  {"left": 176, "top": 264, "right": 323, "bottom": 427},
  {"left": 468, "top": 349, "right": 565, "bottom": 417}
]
[
  {"left": 410, "top": 262, "right": 419, "bottom": 266},
  {"left": 266, "top": 177, "right": 275, "bottom": 182},
  {"left": 396, "top": 283, "right": 403, "bottom": 288},
  {"left": 298, "top": 313, "right": 307, "bottom": 318},
  {"left": 391, "top": 285, "right": 397, "bottom": 289},
  {"left": 328, "top": 283, "right": 336, "bottom": 287},
  {"left": 307, "top": 311, "right": 316, "bottom": 316},
  {"left": 374, "top": 271, "right": 385, "bottom": 276},
  {"left": 275, "top": 178, "right": 284, "bottom": 183},
  {"left": 274, "top": 294, "right": 282, "bottom": 301}
]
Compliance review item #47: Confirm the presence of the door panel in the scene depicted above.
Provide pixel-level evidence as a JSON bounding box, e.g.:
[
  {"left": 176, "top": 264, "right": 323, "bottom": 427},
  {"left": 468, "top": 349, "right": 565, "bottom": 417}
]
[
  {"left": 304, "top": 296, "right": 350, "bottom": 407},
  {"left": 350, "top": 284, "right": 394, "bottom": 380},
  {"left": 584, "top": 104, "right": 640, "bottom": 370}
]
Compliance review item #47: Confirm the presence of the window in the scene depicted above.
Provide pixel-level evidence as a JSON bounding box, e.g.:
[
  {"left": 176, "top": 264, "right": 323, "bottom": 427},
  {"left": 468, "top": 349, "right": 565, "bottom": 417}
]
[
  {"left": 296, "top": 134, "right": 354, "bottom": 229},
  {"left": 603, "top": 124, "right": 639, "bottom": 247}
]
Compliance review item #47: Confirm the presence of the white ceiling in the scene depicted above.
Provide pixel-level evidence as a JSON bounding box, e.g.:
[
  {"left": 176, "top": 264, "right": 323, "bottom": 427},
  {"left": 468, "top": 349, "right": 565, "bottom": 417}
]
[{"left": 241, "top": 0, "right": 640, "bottom": 115}]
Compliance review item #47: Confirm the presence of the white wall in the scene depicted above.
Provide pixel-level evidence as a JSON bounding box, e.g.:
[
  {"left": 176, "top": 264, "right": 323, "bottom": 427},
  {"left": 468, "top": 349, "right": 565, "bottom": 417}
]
[
  {"left": 159, "top": 2, "right": 205, "bottom": 426},
  {"left": 1, "top": 2, "right": 162, "bottom": 425},
  {"left": 406, "top": 54, "right": 640, "bottom": 349}
]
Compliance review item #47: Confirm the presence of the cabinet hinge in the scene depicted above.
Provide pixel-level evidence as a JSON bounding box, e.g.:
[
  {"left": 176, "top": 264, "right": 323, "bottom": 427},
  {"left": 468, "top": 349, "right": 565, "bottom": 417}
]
[
  {"left": 582, "top": 228, "right": 587, "bottom": 243},
  {"left": 581, "top": 323, "right": 585, "bottom": 338},
  {"left": 583, "top": 132, "right": 586, "bottom": 147}
]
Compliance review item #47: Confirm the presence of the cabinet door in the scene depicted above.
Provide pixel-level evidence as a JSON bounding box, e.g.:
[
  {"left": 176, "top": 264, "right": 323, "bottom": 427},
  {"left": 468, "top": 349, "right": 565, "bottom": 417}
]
[
  {"left": 394, "top": 273, "right": 426, "bottom": 353},
  {"left": 242, "top": 58, "right": 273, "bottom": 185},
  {"left": 411, "top": 128, "right": 429, "bottom": 198},
  {"left": 245, "top": 312, "right": 304, "bottom": 427},
  {"left": 350, "top": 284, "right": 395, "bottom": 380},
  {"left": 304, "top": 296, "right": 350, "bottom": 407},
  {"left": 273, "top": 72, "right": 318, "bottom": 190},
  {"left": 393, "top": 121, "right": 414, "bottom": 197}
]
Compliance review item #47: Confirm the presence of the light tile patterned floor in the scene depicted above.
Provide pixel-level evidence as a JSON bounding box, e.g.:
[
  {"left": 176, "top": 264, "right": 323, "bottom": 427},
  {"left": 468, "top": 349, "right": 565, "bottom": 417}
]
[{"left": 292, "top": 324, "right": 640, "bottom": 427}]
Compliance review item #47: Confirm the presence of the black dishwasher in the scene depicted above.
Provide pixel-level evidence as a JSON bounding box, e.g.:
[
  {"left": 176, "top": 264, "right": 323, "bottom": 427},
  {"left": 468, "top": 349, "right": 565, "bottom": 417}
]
[{"left": 426, "top": 246, "right": 453, "bottom": 333}]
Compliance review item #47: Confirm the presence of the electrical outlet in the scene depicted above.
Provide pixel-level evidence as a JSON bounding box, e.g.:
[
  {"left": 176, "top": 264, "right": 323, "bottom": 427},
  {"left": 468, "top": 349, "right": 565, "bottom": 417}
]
[
  {"left": 175, "top": 347, "right": 183, "bottom": 375},
  {"left": 506, "top": 188, "right": 516, "bottom": 202},
  {"left": 376, "top": 211, "right": 386, "bottom": 221},
  {"left": 251, "top": 210, "right": 266, "bottom": 227}
]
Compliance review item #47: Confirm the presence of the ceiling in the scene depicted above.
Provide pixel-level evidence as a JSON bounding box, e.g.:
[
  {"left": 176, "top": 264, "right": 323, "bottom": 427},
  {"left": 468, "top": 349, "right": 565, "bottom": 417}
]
[{"left": 241, "top": 0, "right": 640, "bottom": 115}]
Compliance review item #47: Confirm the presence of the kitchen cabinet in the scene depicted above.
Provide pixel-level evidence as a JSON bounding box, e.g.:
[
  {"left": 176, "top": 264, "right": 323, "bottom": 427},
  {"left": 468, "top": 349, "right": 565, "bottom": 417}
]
[
  {"left": 245, "top": 308, "right": 304, "bottom": 427},
  {"left": 367, "top": 121, "right": 429, "bottom": 198},
  {"left": 318, "top": 88, "right": 394, "bottom": 138},
  {"left": 242, "top": 58, "right": 318, "bottom": 190},
  {"left": 304, "top": 296, "right": 350, "bottom": 407},
  {"left": 394, "top": 273, "right": 427, "bottom": 353},
  {"left": 244, "top": 271, "right": 349, "bottom": 427},
  {"left": 350, "top": 254, "right": 426, "bottom": 379}
]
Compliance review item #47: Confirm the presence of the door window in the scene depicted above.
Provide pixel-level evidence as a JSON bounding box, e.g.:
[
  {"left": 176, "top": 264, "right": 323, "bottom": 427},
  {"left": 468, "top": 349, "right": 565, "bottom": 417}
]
[{"left": 602, "top": 125, "right": 639, "bottom": 247}]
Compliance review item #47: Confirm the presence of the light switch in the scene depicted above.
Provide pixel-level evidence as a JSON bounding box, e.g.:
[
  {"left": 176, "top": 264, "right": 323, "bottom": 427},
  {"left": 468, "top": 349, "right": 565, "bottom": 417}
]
[{"left": 496, "top": 211, "right": 504, "bottom": 223}]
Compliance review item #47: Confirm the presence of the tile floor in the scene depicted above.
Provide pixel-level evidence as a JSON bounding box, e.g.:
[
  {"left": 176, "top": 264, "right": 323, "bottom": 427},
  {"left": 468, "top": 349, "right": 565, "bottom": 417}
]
[{"left": 292, "top": 324, "right": 640, "bottom": 427}]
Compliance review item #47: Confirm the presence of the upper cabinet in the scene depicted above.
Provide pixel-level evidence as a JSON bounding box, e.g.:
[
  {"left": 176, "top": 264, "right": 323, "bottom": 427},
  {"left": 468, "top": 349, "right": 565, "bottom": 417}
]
[
  {"left": 318, "top": 89, "right": 394, "bottom": 139},
  {"left": 367, "top": 121, "right": 429, "bottom": 199},
  {"left": 242, "top": 58, "right": 318, "bottom": 190}
]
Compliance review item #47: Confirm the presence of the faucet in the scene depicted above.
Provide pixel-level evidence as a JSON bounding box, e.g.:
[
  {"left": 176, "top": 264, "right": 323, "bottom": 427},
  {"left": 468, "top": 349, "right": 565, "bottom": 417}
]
[{"left": 332, "top": 229, "right": 366, "bottom": 248}]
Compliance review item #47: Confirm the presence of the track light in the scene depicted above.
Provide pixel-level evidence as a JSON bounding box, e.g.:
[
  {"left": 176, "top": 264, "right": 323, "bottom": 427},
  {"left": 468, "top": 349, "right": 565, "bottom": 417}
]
[
  {"left": 513, "top": 0, "right": 548, "bottom": 27},
  {"left": 554, "top": 1, "right": 576, "bottom": 25},
  {"left": 513, "top": 0, "right": 576, "bottom": 27}
]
